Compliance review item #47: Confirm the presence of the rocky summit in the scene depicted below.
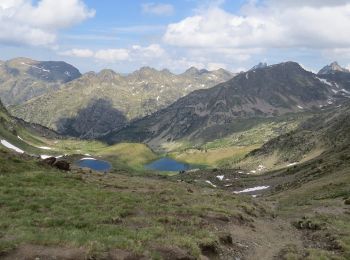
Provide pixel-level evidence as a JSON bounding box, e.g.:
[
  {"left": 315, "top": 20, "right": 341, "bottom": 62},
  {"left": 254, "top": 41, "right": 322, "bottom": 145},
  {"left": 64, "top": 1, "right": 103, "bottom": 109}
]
[{"left": 318, "top": 61, "right": 350, "bottom": 75}]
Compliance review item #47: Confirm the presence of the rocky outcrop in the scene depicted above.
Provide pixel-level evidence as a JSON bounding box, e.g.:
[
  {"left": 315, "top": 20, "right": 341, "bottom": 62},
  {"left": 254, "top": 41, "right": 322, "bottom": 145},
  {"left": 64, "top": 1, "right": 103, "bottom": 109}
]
[{"left": 42, "top": 157, "right": 71, "bottom": 171}]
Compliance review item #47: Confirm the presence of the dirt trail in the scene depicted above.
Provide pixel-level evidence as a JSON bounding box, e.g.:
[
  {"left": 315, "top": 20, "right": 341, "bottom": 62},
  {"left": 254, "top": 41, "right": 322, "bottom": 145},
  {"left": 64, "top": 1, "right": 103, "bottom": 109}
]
[
  {"left": 1, "top": 245, "right": 87, "bottom": 260},
  {"left": 228, "top": 216, "right": 303, "bottom": 260}
]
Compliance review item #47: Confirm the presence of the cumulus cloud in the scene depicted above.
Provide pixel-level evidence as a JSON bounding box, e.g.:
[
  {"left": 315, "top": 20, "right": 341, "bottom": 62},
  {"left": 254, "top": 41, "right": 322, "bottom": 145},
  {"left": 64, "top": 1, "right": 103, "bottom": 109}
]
[
  {"left": 60, "top": 48, "right": 94, "bottom": 58},
  {"left": 60, "top": 44, "right": 166, "bottom": 63},
  {"left": 95, "top": 49, "right": 130, "bottom": 62},
  {"left": 131, "top": 44, "right": 165, "bottom": 58},
  {"left": 267, "top": 0, "right": 350, "bottom": 7},
  {"left": 207, "top": 62, "right": 228, "bottom": 70},
  {"left": 163, "top": 1, "right": 350, "bottom": 53},
  {"left": 142, "top": 3, "right": 174, "bottom": 16},
  {"left": 0, "top": 0, "right": 95, "bottom": 47}
]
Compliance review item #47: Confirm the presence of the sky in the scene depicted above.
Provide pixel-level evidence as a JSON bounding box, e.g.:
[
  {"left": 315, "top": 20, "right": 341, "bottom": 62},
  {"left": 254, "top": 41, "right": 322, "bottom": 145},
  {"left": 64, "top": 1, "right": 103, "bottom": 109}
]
[{"left": 0, "top": 0, "right": 350, "bottom": 73}]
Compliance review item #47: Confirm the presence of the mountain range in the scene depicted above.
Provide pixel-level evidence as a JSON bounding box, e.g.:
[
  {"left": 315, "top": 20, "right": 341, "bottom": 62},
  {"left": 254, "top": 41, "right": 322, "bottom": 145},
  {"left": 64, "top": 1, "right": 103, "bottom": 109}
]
[
  {"left": 5, "top": 60, "right": 234, "bottom": 138},
  {"left": 105, "top": 61, "right": 350, "bottom": 148},
  {"left": 2, "top": 58, "right": 350, "bottom": 144}
]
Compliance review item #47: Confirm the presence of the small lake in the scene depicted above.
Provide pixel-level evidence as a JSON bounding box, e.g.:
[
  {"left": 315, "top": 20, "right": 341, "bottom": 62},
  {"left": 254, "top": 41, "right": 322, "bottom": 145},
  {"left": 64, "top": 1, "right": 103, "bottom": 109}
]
[
  {"left": 145, "top": 157, "right": 193, "bottom": 172},
  {"left": 77, "top": 159, "right": 111, "bottom": 172}
]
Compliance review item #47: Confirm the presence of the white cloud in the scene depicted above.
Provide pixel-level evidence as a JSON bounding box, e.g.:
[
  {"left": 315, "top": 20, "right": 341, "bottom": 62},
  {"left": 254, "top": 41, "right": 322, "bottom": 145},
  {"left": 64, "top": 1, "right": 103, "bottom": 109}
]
[
  {"left": 163, "top": 1, "right": 350, "bottom": 53},
  {"left": 267, "top": 0, "right": 349, "bottom": 7},
  {"left": 60, "top": 48, "right": 94, "bottom": 58},
  {"left": 207, "top": 62, "right": 228, "bottom": 70},
  {"left": 165, "top": 58, "right": 206, "bottom": 71},
  {"left": 60, "top": 44, "right": 166, "bottom": 63},
  {"left": 323, "top": 48, "right": 350, "bottom": 59},
  {"left": 142, "top": 3, "right": 174, "bottom": 16},
  {"left": 95, "top": 49, "right": 130, "bottom": 62},
  {"left": 0, "top": 0, "right": 95, "bottom": 47},
  {"left": 131, "top": 44, "right": 165, "bottom": 58}
]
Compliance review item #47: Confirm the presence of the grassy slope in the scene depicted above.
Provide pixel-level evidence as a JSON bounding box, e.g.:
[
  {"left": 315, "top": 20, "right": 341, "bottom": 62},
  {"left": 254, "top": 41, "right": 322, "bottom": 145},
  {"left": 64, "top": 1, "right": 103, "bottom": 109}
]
[
  {"left": 270, "top": 150, "right": 350, "bottom": 259},
  {"left": 167, "top": 114, "right": 303, "bottom": 167},
  {"left": 0, "top": 150, "right": 263, "bottom": 259},
  {"left": 48, "top": 139, "right": 158, "bottom": 171}
]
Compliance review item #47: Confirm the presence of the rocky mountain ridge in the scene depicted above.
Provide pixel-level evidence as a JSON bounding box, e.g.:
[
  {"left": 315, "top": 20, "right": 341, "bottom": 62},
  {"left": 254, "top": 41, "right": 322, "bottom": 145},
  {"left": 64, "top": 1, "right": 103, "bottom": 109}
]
[
  {"left": 105, "top": 62, "right": 349, "bottom": 147},
  {"left": 9, "top": 61, "right": 234, "bottom": 138},
  {"left": 0, "top": 57, "right": 81, "bottom": 106}
]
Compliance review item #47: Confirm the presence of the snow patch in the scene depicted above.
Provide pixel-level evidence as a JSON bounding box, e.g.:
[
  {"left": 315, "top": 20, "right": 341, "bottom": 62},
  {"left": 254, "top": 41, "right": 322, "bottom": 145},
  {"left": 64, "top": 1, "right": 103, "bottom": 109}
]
[
  {"left": 37, "top": 146, "right": 52, "bottom": 150},
  {"left": 287, "top": 162, "right": 298, "bottom": 167},
  {"left": 234, "top": 186, "right": 270, "bottom": 194},
  {"left": 1, "top": 140, "right": 24, "bottom": 153},
  {"left": 80, "top": 157, "right": 96, "bottom": 160},
  {"left": 257, "top": 165, "right": 266, "bottom": 172},
  {"left": 17, "top": 136, "right": 24, "bottom": 141},
  {"left": 216, "top": 175, "right": 224, "bottom": 181},
  {"left": 316, "top": 77, "right": 332, "bottom": 86},
  {"left": 205, "top": 180, "right": 217, "bottom": 188},
  {"left": 341, "top": 89, "right": 350, "bottom": 94},
  {"left": 297, "top": 105, "right": 304, "bottom": 109}
]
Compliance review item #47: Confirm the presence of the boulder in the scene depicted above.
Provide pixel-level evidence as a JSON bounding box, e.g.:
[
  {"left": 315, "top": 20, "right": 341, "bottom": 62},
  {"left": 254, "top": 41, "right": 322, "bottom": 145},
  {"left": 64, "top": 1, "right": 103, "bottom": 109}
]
[
  {"left": 42, "top": 157, "right": 56, "bottom": 166},
  {"left": 53, "top": 160, "right": 70, "bottom": 171}
]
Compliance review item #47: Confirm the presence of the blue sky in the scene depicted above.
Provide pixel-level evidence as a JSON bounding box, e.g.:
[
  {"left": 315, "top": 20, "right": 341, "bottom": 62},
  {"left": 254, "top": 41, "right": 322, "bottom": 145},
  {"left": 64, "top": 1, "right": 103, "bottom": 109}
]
[{"left": 0, "top": 0, "right": 350, "bottom": 73}]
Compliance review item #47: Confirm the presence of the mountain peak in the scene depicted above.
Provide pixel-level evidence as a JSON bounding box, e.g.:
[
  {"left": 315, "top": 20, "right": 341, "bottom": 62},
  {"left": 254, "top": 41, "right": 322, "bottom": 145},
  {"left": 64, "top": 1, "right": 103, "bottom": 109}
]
[
  {"left": 161, "top": 68, "right": 173, "bottom": 75},
  {"left": 98, "top": 69, "right": 117, "bottom": 76},
  {"left": 198, "top": 68, "right": 210, "bottom": 75},
  {"left": 139, "top": 66, "right": 158, "bottom": 73},
  {"left": 318, "top": 62, "right": 349, "bottom": 75},
  {"left": 250, "top": 62, "right": 268, "bottom": 71},
  {"left": 183, "top": 67, "right": 200, "bottom": 75},
  {"left": 97, "top": 69, "right": 121, "bottom": 81}
]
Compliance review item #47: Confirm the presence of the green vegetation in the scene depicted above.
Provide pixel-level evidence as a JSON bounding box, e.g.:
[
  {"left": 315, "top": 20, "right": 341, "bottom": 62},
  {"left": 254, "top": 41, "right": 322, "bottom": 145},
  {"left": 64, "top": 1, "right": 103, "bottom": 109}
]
[
  {"left": 166, "top": 114, "right": 304, "bottom": 168},
  {"left": 170, "top": 145, "right": 260, "bottom": 167},
  {"left": 0, "top": 153, "right": 260, "bottom": 258}
]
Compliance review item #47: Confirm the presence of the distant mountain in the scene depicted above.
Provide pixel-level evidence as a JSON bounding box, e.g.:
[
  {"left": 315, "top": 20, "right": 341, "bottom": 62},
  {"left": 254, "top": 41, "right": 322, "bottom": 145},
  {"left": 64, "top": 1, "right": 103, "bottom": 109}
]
[
  {"left": 104, "top": 62, "right": 345, "bottom": 147},
  {"left": 0, "top": 58, "right": 81, "bottom": 106},
  {"left": 250, "top": 62, "right": 268, "bottom": 71},
  {"left": 11, "top": 65, "right": 234, "bottom": 138},
  {"left": 318, "top": 62, "right": 349, "bottom": 75},
  {"left": 316, "top": 62, "right": 350, "bottom": 95}
]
